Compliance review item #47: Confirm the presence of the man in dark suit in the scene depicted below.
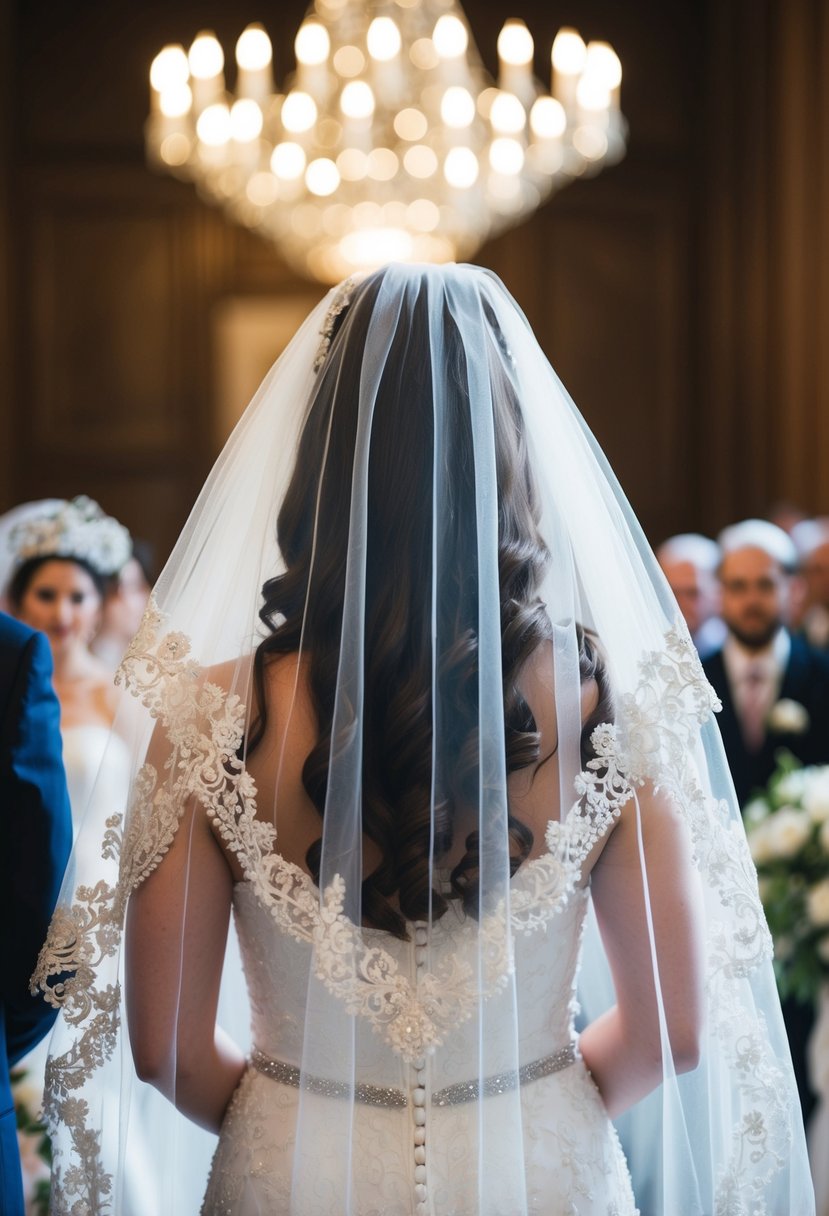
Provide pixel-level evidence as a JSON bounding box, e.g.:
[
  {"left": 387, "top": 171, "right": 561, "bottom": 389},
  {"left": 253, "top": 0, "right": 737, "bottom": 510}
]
[
  {"left": 0, "top": 611, "right": 72, "bottom": 1216},
  {"left": 702, "top": 518, "right": 829, "bottom": 1124},
  {"left": 702, "top": 519, "right": 829, "bottom": 807}
]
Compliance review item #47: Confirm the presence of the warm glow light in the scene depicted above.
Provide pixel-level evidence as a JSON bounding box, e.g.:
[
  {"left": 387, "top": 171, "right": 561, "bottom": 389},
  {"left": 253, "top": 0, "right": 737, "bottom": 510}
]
[
  {"left": 337, "top": 147, "right": 369, "bottom": 179},
  {"left": 333, "top": 45, "right": 364, "bottom": 77},
  {"left": 433, "top": 15, "right": 468, "bottom": 59},
  {"left": 576, "top": 75, "right": 611, "bottom": 111},
  {"left": 236, "top": 25, "right": 272, "bottom": 71},
  {"left": 489, "top": 137, "right": 524, "bottom": 175},
  {"left": 306, "top": 157, "right": 340, "bottom": 195},
  {"left": 444, "top": 146, "right": 479, "bottom": 188},
  {"left": 403, "top": 144, "right": 438, "bottom": 179},
  {"left": 340, "top": 227, "right": 414, "bottom": 268},
  {"left": 295, "top": 20, "right": 330, "bottom": 66},
  {"left": 573, "top": 125, "right": 608, "bottom": 159},
  {"left": 410, "top": 38, "right": 439, "bottom": 70},
  {"left": 159, "top": 84, "right": 192, "bottom": 118},
  {"left": 246, "top": 172, "right": 279, "bottom": 206},
  {"left": 189, "top": 32, "right": 224, "bottom": 79},
  {"left": 408, "top": 198, "right": 440, "bottom": 231},
  {"left": 340, "top": 80, "right": 375, "bottom": 119},
  {"left": 394, "top": 108, "right": 428, "bottom": 141},
  {"left": 368, "top": 147, "right": 398, "bottom": 180},
  {"left": 367, "top": 17, "right": 401, "bottom": 61},
  {"left": 497, "top": 20, "right": 533, "bottom": 66},
  {"left": 551, "top": 28, "right": 586, "bottom": 75},
  {"left": 281, "top": 91, "right": 318, "bottom": 132},
  {"left": 230, "top": 98, "right": 263, "bottom": 141},
  {"left": 196, "top": 103, "right": 231, "bottom": 146},
  {"left": 490, "top": 92, "right": 525, "bottom": 134},
  {"left": 151, "top": 45, "right": 189, "bottom": 93},
  {"left": 159, "top": 133, "right": 191, "bottom": 165},
  {"left": 270, "top": 141, "right": 306, "bottom": 179},
  {"left": 441, "top": 87, "right": 475, "bottom": 128},
  {"left": 585, "top": 41, "right": 622, "bottom": 89},
  {"left": 530, "top": 96, "right": 566, "bottom": 139}
]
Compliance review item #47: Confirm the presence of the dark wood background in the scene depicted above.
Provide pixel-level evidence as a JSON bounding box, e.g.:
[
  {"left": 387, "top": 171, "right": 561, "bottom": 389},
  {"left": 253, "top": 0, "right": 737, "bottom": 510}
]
[{"left": 2, "top": 0, "right": 828, "bottom": 565}]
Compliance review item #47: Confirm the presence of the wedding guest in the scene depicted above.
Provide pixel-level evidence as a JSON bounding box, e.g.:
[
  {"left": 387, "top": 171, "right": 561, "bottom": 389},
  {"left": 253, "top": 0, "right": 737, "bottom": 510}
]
[
  {"left": 91, "top": 539, "right": 154, "bottom": 672},
  {"left": 792, "top": 519, "right": 829, "bottom": 649},
  {"left": 703, "top": 518, "right": 829, "bottom": 1124},
  {"left": 656, "top": 532, "right": 725, "bottom": 659},
  {"left": 0, "top": 612, "right": 72, "bottom": 1216}
]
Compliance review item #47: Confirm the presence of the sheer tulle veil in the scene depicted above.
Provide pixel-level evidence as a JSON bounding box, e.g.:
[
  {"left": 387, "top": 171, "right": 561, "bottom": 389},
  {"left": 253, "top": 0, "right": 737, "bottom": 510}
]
[{"left": 33, "top": 263, "right": 812, "bottom": 1214}]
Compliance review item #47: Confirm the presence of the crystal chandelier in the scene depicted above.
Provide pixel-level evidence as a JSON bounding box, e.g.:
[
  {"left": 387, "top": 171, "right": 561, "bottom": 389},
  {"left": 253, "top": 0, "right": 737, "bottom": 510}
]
[{"left": 146, "top": 2, "right": 626, "bottom": 284}]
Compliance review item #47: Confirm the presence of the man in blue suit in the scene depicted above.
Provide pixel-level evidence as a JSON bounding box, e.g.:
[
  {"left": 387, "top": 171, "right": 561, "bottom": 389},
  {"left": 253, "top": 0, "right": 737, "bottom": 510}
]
[{"left": 0, "top": 611, "right": 72, "bottom": 1216}]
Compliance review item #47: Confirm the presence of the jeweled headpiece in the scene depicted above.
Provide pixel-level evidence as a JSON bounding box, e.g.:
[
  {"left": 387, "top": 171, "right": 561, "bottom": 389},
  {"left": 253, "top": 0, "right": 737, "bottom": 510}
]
[{"left": 10, "top": 495, "right": 132, "bottom": 578}]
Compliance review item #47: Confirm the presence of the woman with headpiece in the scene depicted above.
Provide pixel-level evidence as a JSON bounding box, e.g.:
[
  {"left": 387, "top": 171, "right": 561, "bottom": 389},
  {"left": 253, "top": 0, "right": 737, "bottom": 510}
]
[{"left": 33, "top": 265, "right": 813, "bottom": 1214}]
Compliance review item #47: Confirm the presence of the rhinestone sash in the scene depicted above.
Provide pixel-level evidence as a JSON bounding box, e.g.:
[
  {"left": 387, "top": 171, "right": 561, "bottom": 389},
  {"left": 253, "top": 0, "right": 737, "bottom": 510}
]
[{"left": 250, "top": 1042, "right": 577, "bottom": 1109}]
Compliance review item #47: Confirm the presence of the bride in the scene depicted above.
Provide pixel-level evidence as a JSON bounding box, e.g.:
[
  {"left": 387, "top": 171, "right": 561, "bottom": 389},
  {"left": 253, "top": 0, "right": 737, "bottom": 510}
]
[{"left": 34, "top": 264, "right": 813, "bottom": 1214}]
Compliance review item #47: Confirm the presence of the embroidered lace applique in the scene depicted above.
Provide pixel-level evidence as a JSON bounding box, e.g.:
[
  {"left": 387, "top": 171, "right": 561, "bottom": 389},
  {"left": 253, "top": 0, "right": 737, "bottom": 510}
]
[{"left": 28, "top": 606, "right": 788, "bottom": 1211}]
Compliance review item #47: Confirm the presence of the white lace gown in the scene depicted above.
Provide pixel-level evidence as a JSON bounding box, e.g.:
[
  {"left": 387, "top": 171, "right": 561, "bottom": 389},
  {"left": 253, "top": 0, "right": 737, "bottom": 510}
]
[{"left": 202, "top": 876, "right": 636, "bottom": 1216}]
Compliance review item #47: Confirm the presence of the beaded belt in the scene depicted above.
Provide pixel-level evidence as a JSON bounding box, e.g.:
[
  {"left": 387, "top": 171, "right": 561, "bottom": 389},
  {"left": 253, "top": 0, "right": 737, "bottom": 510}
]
[{"left": 250, "top": 1043, "right": 577, "bottom": 1110}]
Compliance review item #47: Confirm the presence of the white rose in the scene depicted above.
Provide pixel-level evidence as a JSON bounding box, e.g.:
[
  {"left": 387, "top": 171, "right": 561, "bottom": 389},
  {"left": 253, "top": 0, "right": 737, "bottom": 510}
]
[
  {"left": 776, "top": 769, "right": 808, "bottom": 803},
  {"left": 807, "top": 879, "right": 829, "bottom": 928},
  {"left": 744, "top": 797, "right": 770, "bottom": 827},
  {"left": 748, "top": 820, "right": 775, "bottom": 865},
  {"left": 803, "top": 769, "right": 829, "bottom": 823},
  {"left": 767, "top": 699, "right": 810, "bottom": 734},
  {"left": 765, "top": 807, "right": 811, "bottom": 858}
]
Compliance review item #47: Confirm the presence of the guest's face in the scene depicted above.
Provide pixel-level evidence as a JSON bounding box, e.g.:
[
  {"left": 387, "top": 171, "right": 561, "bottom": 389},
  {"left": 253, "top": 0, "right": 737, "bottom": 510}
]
[
  {"left": 659, "top": 558, "right": 719, "bottom": 636},
  {"left": 802, "top": 541, "right": 829, "bottom": 608},
  {"left": 719, "top": 546, "right": 789, "bottom": 649},
  {"left": 16, "top": 559, "right": 102, "bottom": 657}
]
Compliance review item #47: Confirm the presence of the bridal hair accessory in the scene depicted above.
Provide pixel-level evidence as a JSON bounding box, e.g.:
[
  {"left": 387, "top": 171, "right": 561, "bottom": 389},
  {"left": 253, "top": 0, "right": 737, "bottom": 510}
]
[
  {"left": 10, "top": 495, "right": 131, "bottom": 577},
  {"left": 313, "top": 275, "right": 358, "bottom": 372}
]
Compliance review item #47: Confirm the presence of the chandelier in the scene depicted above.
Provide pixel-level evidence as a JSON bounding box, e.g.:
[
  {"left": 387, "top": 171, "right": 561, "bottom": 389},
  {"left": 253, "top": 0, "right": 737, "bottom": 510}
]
[{"left": 146, "top": 2, "right": 626, "bottom": 284}]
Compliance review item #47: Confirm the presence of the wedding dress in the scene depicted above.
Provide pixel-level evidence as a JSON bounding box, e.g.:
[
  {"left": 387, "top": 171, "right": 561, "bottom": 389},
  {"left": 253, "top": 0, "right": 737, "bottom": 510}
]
[
  {"left": 203, "top": 882, "right": 635, "bottom": 1215},
  {"left": 33, "top": 264, "right": 814, "bottom": 1215}
]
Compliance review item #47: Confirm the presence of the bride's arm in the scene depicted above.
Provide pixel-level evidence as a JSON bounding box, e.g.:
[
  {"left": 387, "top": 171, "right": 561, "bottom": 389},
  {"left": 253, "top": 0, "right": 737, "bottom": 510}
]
[
  {"left": 578, "top": 783, "right": 705, "bottom": 1117},
  {"left": 125, "top": 797, "right": 246, "bottom": 1132}
]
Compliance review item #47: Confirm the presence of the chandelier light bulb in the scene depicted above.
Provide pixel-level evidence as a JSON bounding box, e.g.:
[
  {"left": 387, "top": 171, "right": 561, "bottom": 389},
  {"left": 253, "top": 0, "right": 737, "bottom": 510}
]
[
  {"left": 270, "top": 141, "right": 306, "bottom": 180},
  {"left": 281, "top": 91, "right": 318, "bottom": 132},
  {"left": 367, "top": 17, "right": 402, "bottom": 62},
  {"left": 489, "top": 137, "right": 524, "bottom": 176},
  {"left": 433, "top": 15, "right": 468, "bottom": 59},
  {"left": 585, "top": 41, "right": 622, "bottom": 90},
  {"left": 188, "top": 32, "right": 224, "bottom": 79},
  {"left": 147, "top": 11, "right": 626, "bottom": 283},
  {"left": 530, "top": 96, "right": 566, "bottom": 139},
  {"left": 490, "top": 92, "right": 526, "bottom": 135},
  {"left": 444, "top": 146, "right": 479, "bottom": 188},
  {"left": 576, "top": 75, "right": 611, "bottom": 112},
  {"left": 440, "top": 87, "right": 475, "bottom": 128},
  {"left": 159, "top": 83, "right": 193, "bottom": 119},
  {"left": 150, "top": 45, "right": 189, "bottom": 93},
  {"left": 306, "top": 157, "right": 340, "bottom": 196},
  {"left": 551, "top": 28, "right": 587, "bottom": 76},
  {"left": 340, "top": 80, "right": 375, "bottom": 119},
  {"left": 236, "top": 25, "right": 272, "bottom": 71},
  {"left": 497, "top": 21, "right": 534, "bottom": 67},
  {"left": 295, "top": 20, "right": 330, "bottom": 66},
  {"left": 196, "top": 102, "right": 231, "bottom": 147},
  {"left": 230, "top": 98, "right": 264, "bottom": 141}
]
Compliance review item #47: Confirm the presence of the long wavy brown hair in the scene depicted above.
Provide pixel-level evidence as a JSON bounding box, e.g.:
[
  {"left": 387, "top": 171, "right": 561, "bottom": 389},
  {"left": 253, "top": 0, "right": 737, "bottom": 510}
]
[{"left": 247, "top": 271, "right": 611, "bottom": 937}]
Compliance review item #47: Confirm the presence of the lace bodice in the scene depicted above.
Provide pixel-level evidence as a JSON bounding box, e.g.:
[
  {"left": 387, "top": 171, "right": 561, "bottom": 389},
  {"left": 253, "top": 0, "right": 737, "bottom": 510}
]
[{"left": 232, "top": 872, "right": 588, "bottom": 1091}]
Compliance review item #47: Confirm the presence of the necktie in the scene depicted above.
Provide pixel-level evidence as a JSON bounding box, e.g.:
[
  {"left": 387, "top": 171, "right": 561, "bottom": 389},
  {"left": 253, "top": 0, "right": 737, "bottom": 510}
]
[{"left": 740, "top": 663, "right": 767, "bottom": 752}]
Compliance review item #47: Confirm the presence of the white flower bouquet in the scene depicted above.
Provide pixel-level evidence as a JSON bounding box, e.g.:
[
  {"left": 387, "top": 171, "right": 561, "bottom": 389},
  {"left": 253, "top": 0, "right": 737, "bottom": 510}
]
[{"left": 746, "top": 753, "right": 829, "bottom": 1003}]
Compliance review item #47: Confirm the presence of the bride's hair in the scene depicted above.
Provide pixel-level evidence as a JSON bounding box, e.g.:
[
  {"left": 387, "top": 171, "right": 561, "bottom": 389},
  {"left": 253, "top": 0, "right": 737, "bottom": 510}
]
[{"left": 248, "top": 270, "right": 610, "bottom": 937}]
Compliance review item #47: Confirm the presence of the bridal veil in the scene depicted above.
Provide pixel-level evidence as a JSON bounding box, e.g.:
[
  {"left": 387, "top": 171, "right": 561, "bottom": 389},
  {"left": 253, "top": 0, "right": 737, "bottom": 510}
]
[{"left": 33, "top": 263, "right": 812, "bottom": 1214}]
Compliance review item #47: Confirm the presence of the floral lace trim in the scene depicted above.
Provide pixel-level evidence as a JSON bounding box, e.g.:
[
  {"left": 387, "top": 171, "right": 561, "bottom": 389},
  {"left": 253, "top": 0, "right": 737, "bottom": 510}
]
[{"left": 29, "top": 607, "right": 785, "bottom": 1211}]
